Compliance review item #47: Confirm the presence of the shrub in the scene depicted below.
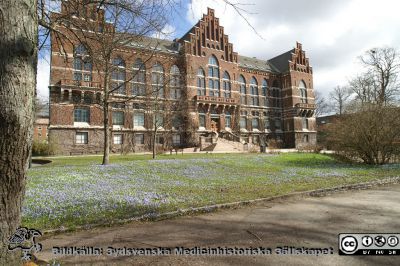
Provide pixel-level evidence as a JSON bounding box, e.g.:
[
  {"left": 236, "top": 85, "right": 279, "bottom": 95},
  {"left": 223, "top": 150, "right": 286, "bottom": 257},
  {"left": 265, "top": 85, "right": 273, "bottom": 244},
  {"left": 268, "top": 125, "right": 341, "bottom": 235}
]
[
  {"left": 326, "top": 106, "right": 400, "bottom": 164},
  {"left": 32, "top": 141, "right": 56, "bottom": 156}
]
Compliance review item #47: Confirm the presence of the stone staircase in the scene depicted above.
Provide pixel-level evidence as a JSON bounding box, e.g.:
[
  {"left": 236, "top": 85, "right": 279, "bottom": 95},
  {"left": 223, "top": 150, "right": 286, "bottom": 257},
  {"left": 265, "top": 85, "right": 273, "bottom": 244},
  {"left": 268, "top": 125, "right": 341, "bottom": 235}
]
[
  {"left": 181, "top": 132, "right": 261, "bottom": 153},
  {"left": 212, "top": 137, "right": 244, "bottom": 152}
]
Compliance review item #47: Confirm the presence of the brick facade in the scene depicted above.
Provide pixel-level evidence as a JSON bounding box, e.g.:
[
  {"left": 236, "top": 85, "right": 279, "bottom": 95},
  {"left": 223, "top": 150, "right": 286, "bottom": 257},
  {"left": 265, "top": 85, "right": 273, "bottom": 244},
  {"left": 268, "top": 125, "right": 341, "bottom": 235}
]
[{"left": 49, "top": 4, "right": 316, "bottom": 155}]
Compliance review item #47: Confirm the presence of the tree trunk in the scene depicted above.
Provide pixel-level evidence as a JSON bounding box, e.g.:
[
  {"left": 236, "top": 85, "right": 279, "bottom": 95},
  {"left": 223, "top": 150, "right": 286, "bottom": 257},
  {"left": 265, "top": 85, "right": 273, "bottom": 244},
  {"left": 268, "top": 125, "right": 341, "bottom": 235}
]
[
  {"left": 152, "top": 127, "right": 157, "bottom": 159},
  {"left": 102, "top": 80, "right": 110, "bottom": 165},
  {"left": 0, "top": 0, "right": 37, "bottom": 264}
]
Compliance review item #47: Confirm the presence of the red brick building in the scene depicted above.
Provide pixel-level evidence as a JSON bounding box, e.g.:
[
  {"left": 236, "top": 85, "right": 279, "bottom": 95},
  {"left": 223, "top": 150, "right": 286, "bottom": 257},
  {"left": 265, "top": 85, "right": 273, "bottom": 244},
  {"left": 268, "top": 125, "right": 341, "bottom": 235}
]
[
  {"left": 33, "top": 118, "right": 49, "bottom": 143},
  {"left": 49, "top": 4, "right": 316, "bottom": 155}
]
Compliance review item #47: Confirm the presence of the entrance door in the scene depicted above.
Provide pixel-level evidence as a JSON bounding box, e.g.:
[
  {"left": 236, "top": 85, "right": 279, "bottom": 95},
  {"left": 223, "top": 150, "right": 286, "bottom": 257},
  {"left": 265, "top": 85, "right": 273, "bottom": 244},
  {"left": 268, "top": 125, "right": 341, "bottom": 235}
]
[{"left": 210, "top": 118, "right": 219, "bottom": 132}]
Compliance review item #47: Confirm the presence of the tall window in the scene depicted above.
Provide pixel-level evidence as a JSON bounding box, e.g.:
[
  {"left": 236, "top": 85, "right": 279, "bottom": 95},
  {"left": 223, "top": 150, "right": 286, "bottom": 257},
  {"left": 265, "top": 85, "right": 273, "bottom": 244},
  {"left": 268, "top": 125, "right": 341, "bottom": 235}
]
[
  {"left": 262, "top": 79, "right": 268, "bottom": 96},
  {"left": 299, "top": 80, "right": 307, "bottom": 103},
  {"left": 250, "top": 77, "right": 259, "bottom": 106},
  {"left": 112, "top": 111, "right": 124, "bottom": 126},
  {"left": 264, "top": 119, "right": 270, "bottom": 130},
  {"left": 111, "top": 57, "right": 126, "bottom": 95},
  {"left": 225, "top": 111, "right": 231, "bottom": 128},
  {"left": 132, "top": 59, "right": 146, "bottom": 96},
  {"left": 240, "top": 117, "right": 247, "bottom": 129},
  {"left": 134, "top": 112, "right": 145, "bottom": 127},
  {"left": 197, "top": 68, "right": 206, "bottom": 96},
  {"left": 152, "top": 63, "right": 164, "bottom": 98},
  {"left": 74, "top": 108, "right": 90, "bottom": 123},
  {"left": 199, "top": 114, "right": 206, "bottom": 128},
  {"left": 252, "top": 118, "right": 259, "bottom": 130},
  {"left": 240, "top": 111, "right": 247, "bottom": 129},
  {"left": 238, "top": 75, "right": 246, "bottom": 105},
  {"left": 208, "top": 55, "right": 220, "bottom": 96},
  {"left": 275, "top": 119, "right": 282, "bottom": 130},
  {"left": 170, "top": 65, "right": 181, "bottom": 99},
  {"left": 172, "top": 115, "right": 182, "bottom": 129},
  {"left": 153, "top": 113, "right": 164, "bottom": 127},
  {"left": 222, "top": 71, "right": 231, "bottom": 98},
  {"left": 302, "top": 117, "right": 308, "bottom": 129},
  {"left": 73, "top": 44, "right": 92, "bottom": 82}
]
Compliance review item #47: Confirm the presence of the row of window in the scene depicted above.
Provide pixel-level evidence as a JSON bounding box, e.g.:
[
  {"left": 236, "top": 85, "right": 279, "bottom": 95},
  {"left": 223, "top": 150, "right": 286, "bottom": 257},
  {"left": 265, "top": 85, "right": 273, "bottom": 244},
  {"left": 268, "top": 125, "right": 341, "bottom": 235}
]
[
  {"left": 239, "top": 117, "right": 282, "bottom": 130},
  {"left": 74, "top": 108, "right": 181, "bottom": 128},
  {"left": 197, "top": 113, "right": 283, "bottom": 130},
  {"left": 75, "top": 108, "right": 309, "bottom": 131},
  {"left": 75, "top": 132, "right": 181, "bottom": 145},
  {"left": 72, "top": 47, "right": 308, "bottom": 103},
  {"left": 73, "top": 45, "right": 182, "bottom": 98}
]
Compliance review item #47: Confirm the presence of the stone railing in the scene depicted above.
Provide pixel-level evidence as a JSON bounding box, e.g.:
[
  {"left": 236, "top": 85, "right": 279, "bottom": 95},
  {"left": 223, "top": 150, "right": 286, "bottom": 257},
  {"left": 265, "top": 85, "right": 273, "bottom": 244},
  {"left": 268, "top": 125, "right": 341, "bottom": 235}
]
[
  {"left": 295, "top": 103, "right": 315, "bottom": 109},
  {"left": 58, "top": 79, "right": 102, "bottom": 89},
  {"left": 196, "top": 95, "right": 239, "bottom": 105}
]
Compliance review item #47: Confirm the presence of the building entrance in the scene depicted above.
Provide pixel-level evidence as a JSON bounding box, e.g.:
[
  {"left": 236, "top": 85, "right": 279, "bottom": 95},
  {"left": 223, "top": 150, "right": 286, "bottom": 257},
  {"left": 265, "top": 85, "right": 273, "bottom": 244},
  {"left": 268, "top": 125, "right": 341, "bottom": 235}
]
[{"left": 210, "top": 118, "right": 219, "bottom": 132}]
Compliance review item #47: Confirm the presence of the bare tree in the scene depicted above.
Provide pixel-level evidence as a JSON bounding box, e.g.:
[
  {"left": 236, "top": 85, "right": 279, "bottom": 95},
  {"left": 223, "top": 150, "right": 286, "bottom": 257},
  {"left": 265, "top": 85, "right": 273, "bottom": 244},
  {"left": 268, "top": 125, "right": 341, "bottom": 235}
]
[
  {"left": 327, "top": 47, "right": 400, "bottom": 164},
  {"left": 329, "top": 86, "right": 351, "bottom": 115},
  {"left": 314, "top": 90, "right": 329, "bottom": 116},
  {"left": 359, "top": 47, "right": 400, "bottom": 105},
  {"left": 348, "top": 73, "right": 377, "bottom": 106},
  {"left": 49, "top": 0, "right": 173, "bottom": 164},
  {"left": 0, "top": 0, "right": 259, "bottom": 263}
]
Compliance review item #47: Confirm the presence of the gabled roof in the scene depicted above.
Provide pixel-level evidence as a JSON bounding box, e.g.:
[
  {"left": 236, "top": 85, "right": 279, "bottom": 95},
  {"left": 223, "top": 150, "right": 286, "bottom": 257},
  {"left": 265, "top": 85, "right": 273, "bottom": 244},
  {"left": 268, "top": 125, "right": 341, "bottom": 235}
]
[
  {"left": 238, "top": 55, "right": 279, "bottom": 73},
  {"left": 268, "top": 49, "right": 295, "bottom": 73},
  {"left": 125, "top": 36, "right": 180, "bottom": 54}
]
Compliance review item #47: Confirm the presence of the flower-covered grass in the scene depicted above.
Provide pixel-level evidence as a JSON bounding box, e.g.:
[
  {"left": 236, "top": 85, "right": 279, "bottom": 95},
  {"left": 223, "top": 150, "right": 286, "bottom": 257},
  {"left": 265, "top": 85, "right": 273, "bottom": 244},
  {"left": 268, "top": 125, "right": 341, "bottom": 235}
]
[{"left": 23, "top": 153, "right": 400, "bottom": 230}]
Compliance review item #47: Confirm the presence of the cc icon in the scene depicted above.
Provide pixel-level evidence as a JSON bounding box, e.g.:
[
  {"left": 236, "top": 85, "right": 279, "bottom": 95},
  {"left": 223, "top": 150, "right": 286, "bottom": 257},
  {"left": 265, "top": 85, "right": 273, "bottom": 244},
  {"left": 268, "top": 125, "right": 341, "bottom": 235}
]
[{"left": 341, "top": 236, "right": 358, "bottom": 253}]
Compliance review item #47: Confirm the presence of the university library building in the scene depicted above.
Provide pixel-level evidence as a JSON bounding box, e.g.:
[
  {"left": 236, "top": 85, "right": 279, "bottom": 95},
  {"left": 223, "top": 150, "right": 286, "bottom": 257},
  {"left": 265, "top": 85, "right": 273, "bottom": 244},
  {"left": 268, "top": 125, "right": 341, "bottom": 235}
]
[{"left": 49, "top": 3, "right": 316, "bottom": 155}]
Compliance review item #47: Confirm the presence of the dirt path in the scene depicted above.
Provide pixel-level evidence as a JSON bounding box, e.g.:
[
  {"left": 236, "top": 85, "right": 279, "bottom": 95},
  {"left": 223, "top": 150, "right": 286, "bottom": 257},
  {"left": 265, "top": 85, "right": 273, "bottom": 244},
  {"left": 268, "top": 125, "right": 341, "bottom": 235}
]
[{"left": 36, "top": 184, "right": 400, "bottom": 265}]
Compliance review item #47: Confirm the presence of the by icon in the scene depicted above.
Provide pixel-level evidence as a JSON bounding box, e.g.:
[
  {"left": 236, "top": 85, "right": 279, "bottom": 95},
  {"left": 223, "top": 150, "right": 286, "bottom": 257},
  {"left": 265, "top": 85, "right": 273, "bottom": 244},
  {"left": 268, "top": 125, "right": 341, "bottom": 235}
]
[{"left": 362, "top": 236, "right": 373, "bottom": 247}]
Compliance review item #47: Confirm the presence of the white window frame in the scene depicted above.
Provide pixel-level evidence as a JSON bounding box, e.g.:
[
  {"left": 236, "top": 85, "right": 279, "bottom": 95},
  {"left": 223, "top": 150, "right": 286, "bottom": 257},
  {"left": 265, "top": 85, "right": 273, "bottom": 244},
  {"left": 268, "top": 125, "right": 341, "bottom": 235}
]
[
  {"left": 76, "top": 132, "right": 88, "bottom": 144},
  {"left": 113, "top": 134, "right": 123, "bottom": 144}
]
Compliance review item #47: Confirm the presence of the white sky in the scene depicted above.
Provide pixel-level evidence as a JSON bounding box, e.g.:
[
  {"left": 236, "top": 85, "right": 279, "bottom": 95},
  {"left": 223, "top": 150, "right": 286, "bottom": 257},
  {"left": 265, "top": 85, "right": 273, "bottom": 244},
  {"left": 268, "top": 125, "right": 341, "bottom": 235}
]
[{"left": 36, "top": 0, "right": 400, "bottom": 100}]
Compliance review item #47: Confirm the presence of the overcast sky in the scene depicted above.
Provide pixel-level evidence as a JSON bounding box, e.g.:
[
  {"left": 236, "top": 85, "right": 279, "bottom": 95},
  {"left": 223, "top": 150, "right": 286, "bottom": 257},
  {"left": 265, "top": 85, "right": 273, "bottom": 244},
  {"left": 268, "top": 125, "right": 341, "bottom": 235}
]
[{"left": 36, "top": 0, "right": 400, "bottom": 100}]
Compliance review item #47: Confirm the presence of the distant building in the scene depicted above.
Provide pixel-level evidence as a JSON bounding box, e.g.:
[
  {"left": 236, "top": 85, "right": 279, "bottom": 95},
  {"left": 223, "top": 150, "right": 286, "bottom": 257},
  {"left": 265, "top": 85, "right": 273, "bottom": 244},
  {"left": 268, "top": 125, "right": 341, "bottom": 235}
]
[
  {"left": 316, "top": 114, "right": 339, "bottom": 149},
  {"left": 34, "top": 104, "right": 49, "bottom": 143},
  {"left": 48, "top": 2, "right": 316, "bottom": 155}
]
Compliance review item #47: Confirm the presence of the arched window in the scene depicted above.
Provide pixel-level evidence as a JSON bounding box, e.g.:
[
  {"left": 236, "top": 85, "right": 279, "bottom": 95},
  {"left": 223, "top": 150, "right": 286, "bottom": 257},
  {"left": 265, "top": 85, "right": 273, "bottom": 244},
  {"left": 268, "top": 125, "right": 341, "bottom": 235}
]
[
  {"left": 75, "top": 44, "right": 87, "bottom": 56},
  {"left": 197, "top": 68, "right": 206, "bottom": 96},
  {"left": 250, "top": 77, "right": 259, "bottom": 106},
  {"left": 111, "top": 57, "right": 126, "bottom": 95},
  {"left": 238, "top": 75, "right": 246, "bottom": 105},
  {"left": 132, "top": 58, "right": 146, "bottom": 96},
  {"left": 170, "top": 65, "right": 181, "bottom": 99},
  {"left": 262, "top": 79, "right": 268, "bottom": 96},
  {"left": 208, "top": 55, "right": 220, "bottom": 96},
  {"left": 151, "top": 63, "right": 164, "bottom": 98},
  {"left": 299, "top": 80, "right": 307, "bottom": 103},
  {"left": 222, "top": 71, "right": 231, "bottom": 98},
  {"left": 73, "top": 44, "right": 92, "bottom": 82}
]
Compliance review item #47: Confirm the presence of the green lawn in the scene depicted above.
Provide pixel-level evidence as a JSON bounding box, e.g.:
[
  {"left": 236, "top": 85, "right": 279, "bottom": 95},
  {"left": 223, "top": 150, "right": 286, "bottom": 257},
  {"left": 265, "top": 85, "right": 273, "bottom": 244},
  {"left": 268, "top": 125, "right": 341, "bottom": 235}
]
[{"left": 24, "top": 153, "right": 400, "bottom": 230}]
